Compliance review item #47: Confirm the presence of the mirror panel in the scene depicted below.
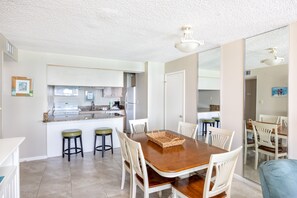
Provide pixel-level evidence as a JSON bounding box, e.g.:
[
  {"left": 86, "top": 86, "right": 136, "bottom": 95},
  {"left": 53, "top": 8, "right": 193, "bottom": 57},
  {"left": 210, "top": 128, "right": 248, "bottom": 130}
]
[
  {"left": 243, "top": 26, "right": 288, "bottom": 183},
  {"left": 197, "top": 48, "right": 221, "bottom": 139}
]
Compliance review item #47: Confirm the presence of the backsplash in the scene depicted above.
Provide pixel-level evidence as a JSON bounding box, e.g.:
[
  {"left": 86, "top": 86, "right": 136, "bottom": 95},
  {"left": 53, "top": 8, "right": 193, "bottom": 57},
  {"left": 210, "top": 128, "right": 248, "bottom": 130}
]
[{"left": 48, "top": 86, "right": 121, "bottom": 111}]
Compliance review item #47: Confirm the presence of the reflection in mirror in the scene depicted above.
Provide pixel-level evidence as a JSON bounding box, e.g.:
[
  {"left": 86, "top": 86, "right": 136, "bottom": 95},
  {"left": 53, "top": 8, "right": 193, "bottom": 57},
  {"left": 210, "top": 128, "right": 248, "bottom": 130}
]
[
  {"left": 197, "top": 48, "right": 221, "bottom": 140},
  {"left": 244, "top": 27, "right": 288, "bottom": 183}
]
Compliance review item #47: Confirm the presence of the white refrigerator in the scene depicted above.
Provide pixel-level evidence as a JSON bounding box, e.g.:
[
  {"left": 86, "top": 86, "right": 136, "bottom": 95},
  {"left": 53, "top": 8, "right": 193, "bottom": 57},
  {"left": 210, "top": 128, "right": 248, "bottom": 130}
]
[{"left": 124, "top": 87, "right": 136, "bottom": 133}]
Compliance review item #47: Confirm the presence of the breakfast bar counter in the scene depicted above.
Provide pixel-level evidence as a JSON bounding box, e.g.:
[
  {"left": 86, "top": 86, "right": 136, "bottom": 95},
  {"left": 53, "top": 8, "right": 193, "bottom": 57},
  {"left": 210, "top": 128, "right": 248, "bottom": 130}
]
[{"left": 46, "top": 114, "right": 123, "bottom": 157}]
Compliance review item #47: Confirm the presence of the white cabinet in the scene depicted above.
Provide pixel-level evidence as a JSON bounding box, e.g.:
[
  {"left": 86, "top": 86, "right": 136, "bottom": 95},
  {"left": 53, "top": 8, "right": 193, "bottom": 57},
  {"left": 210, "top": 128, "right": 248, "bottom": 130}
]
[
  {"left": 47, "top": 65, "right": 124, "bottom": 87},
  {"left": 198, "top": 77, "right": 220, "bottom": 90},
  {"left": 103, "top": 87, "right": 122, "bottom": 98}
]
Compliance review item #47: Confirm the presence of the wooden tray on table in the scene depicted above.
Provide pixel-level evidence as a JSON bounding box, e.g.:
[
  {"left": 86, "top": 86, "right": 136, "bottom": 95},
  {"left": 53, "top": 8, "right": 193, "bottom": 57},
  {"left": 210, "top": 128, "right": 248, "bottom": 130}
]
[{"left": 146, "top": 131, "right": 185, "bottom": 148}]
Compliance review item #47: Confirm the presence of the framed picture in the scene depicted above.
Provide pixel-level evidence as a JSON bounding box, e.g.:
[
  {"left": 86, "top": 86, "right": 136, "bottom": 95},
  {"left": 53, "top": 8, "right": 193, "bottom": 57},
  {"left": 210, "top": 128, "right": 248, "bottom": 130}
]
[
  {"left": 85, "top": 91, "right": 94, "bottom": 100},
  {"left": 11, "top": 76, "right": 33, "bottom": 96},
  {"left": 272, "top": 87, "right": 288, "bottom": 97}
]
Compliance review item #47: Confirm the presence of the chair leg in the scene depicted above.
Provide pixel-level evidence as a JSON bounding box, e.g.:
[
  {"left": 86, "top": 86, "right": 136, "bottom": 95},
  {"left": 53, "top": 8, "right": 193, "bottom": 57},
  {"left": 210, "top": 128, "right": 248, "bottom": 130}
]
[
  {"left": 244, "top": 146, "right": 247, "bottom": 164},
  {"left": 68, "top": 138, "right": 71, "bottom": 162},
  {"left": 74, "top": 137, "right": 78, "bottom": 155},
  {"left": 111, "top": 133, "right": 113, "bottom": 154},
  {"left": 255, "top": 151, "right": 258, "bottom": 169},
  {"left": 79, "top": 135, "right": 84, "bottom": 157},
  {"left": 94, "top": 135, "right": 97, "bottom": 155},
  {"left": 158, "top": 191, "right": 162, "bottom": 198},
  {"left": 62, "top": 138, "right": 65, "bottom": 158},
  {"left": 121, "top": 163, "right": 125, "bottom": 190},
  {"left": 102, "top": 135, "right": 105, "bottom": 158}
]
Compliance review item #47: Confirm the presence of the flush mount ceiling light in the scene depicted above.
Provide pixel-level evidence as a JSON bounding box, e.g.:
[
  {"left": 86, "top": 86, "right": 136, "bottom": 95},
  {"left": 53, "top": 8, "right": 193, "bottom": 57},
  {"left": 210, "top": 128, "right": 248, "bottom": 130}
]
[
  {"left": 261, "top": 47, "right": 284, "bottom": 66},
  {"left": 175, "top": 25, "right": 204, "bottom": 53}
]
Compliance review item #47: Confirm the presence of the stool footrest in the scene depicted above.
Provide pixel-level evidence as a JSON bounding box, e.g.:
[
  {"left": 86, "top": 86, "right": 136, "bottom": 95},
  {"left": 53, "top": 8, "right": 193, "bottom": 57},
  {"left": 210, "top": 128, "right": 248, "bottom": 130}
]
[
  {"left": 95, "top": 145, "right": 112, "bottom": 152},
  {"left": 63, "top": 148, "right": 83, "bottom": 156}
]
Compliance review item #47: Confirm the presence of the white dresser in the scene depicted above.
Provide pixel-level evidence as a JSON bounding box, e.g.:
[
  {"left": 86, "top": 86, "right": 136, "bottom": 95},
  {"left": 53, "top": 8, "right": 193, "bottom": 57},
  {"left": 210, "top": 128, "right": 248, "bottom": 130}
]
[{"left": 0, "top": 137, "right": 25, "bottom": 198}]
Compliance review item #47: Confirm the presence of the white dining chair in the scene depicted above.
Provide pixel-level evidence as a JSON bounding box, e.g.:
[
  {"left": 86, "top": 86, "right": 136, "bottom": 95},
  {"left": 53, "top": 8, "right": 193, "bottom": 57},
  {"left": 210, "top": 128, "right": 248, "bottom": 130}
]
[
  {"left": 125, "top": 136, "right": 174, "bottom": 198},
  {"left": 205, "top": 126, "right": 235, "bottom": 151},
  {"left": 129, "top": 118, "right": 148, "bottom": 133},
  {"left": 172, "top": 146, "right": 242, "bottom": 198},
  {"left": 244, "top": 124, "right": 255, "bottom": 164},
  {"left": 252, "top": 121, "right": 288, "bottom": 169},
  {"left": 259, "top": 114, "right": 279, "bottom": 124},
  {"left": 177, "top": 121, "right": 198, "bottom": 139},
  {"left": 278, "top": 116, "right": 288, "bottom": 127},
  {"left": 115, "top": 128, "right": 130, "bottom": 190}
]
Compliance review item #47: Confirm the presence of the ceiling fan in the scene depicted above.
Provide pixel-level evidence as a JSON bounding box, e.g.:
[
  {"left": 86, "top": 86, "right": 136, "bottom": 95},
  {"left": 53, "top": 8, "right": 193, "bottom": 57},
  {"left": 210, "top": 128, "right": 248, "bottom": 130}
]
[{"left": 260, "top": 47, "right": 284, "bottom": 66}]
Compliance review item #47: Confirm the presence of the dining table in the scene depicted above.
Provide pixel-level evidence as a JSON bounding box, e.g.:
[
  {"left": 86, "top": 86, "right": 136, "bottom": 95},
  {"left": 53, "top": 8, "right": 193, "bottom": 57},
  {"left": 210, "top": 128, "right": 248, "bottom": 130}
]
[{"left": 127, "top": 130, "right": 226, "bottom": 178}]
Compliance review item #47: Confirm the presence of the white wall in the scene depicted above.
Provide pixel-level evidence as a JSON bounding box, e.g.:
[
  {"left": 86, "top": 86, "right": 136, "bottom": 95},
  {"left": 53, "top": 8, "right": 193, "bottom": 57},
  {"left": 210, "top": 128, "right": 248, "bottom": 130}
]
[
  {"left": 165, "top": 54, "right": 198, "bottom": 124},
  {"left": 288, "top": 22, "right": 297, "bottom": 159},
  {"left": 135, "top": 64, "right": 148, "bottom": 119},
  {"left": 2, "top": 49, "right": 144, "bottom": 158},
  {"left": 249, "top": 64, "right": 288, "bottom": 118},
  {"left": 221, "top": 39, "right": 244, "bottom": 175},
  {"left": 135, "top": 62, "right": 165, "bottom": 130},
  {"left": 147, "top": 62, "right": 165, "bottom": 130}
]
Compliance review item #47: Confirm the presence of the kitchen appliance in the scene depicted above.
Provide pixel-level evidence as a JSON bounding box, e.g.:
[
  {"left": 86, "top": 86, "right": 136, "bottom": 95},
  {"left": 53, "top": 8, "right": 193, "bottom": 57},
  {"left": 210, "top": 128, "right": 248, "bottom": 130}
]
[
  {"left": 114, "top": 101, "right": 120, "bottom": 108},
  {"left": 123, "top": 87, "right": 136, "bottom": 132}
]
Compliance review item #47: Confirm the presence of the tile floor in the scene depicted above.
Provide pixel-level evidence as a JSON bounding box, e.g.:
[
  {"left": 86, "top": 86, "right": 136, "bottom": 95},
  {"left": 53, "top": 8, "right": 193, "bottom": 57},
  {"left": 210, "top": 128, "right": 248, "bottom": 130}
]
[{"left": 20, "top": 149, "right": 263, "bottom": 198}]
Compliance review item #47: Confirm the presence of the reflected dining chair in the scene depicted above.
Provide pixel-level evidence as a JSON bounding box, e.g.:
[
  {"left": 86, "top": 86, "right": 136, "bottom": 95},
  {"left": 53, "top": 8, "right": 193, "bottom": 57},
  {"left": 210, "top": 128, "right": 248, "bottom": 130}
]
[
  {"left": 125, "top": 136, "right": 175, "bottom": 198},
  {"left": 278, "top": 116, "right": 288, "bottom": 127},
  {"left": 115, "top": 128, "right": 130, "bottom": 190},
  {"left": 252, "top": 121, "right": 288, "bottom": 169},
  {"left": 129, "top": 118, "right": 148, "bottom": 133},
  {"left": 205, "top": 127, "right": 235, "bottom": 151},
  {"left": 244, "top": 124, "right": 255, "bottom": 164},
  {"left": 172, "top": 146, "right": 242, "bottom": 198},
  {"left": 177, "top": 121, "right": 198, "bottom": 139},
  {"left": 259, "top": 114, "right": 279, "bottom": 124}
]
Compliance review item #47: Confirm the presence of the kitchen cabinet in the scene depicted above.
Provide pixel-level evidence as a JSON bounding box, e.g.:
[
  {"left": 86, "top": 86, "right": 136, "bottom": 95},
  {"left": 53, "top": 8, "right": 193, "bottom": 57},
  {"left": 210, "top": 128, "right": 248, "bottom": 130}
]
[
  {"left": 47, "top": 65, "right": 124, "bottom": 87},
  {"left": 198, "top": 77, "right": 220, "bottom": 90},
  {"left": 103, "top": 87, "right": 122, "bottom": 98}
]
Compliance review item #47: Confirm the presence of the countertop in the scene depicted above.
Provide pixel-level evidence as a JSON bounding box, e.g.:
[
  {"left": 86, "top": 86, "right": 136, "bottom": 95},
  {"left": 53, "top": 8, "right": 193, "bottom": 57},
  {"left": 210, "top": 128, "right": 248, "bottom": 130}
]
[{"left": 45, "top": 113, "right": 124, "bottom": 122}]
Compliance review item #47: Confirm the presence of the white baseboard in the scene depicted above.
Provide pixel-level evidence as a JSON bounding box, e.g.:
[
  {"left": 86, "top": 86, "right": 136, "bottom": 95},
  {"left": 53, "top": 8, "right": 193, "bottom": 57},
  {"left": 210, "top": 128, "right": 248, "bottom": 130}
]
[
  {"left": 234, "top": 174, "right": 262, "bottom": 192},
  {"left": 20, "top": 155, "right": 48, "bottom": 162}
]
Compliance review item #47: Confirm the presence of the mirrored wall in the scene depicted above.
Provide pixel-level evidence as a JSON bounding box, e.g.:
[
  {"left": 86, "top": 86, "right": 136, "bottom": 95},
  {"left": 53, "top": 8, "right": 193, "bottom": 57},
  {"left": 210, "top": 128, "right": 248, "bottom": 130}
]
[
  {"left": 243, "top": 26, "right": 288, "bottom": 183},
  {"left": 197, "top": 48, "right": 221, "bottom": 139}
]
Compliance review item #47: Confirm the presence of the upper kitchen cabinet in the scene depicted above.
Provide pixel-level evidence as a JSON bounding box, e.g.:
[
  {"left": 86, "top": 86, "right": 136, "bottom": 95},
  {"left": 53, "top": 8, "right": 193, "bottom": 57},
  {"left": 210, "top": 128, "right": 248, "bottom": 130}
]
[
  {"left": 103, "top": 87, "right": 122, "bottom": 98},
  {"left": 198, "top": 48, "right": 221, "bottom": 90},
  {"left": 47, "top": 65, "right": 124, "bottom": 87}
]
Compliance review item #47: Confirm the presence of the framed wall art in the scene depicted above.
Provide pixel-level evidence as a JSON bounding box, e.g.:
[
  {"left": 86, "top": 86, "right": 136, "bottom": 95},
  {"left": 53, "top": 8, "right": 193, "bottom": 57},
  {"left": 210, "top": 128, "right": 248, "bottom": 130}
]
[
  {"left": 272, "top": 87, "right": 288, "bottom": 97},
  {"left": 11, "top": 76, "right": 33, "bottom": 96}
]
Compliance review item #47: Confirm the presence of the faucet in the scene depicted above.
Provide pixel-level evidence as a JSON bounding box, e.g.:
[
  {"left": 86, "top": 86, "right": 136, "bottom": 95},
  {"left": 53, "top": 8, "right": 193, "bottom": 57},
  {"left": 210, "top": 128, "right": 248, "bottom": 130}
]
[{"left": 91, "top": 101, "right": 95, "bottom": 111}]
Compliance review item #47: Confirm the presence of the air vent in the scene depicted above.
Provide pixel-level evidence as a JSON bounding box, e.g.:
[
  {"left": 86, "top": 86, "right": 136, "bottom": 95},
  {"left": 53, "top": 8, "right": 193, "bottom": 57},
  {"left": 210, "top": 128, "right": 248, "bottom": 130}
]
[{"left": 6, "top": 41, "right": 14, "bottom": 55}]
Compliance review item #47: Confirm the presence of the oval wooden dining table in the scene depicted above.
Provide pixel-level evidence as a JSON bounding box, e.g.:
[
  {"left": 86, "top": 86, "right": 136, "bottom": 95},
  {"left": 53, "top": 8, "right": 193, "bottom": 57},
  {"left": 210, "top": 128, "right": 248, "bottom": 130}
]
[{"left": 127, "top": 130, "right": 226, "bottom": 178}]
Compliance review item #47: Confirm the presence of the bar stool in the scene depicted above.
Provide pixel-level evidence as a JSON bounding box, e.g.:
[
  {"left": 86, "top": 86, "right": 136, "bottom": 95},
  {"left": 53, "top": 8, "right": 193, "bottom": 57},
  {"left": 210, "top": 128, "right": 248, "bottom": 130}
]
[
  {"left": 94, "top": 127, "right": 113, "bottom": 157},
  {"left": 212, "top": 117, "right": 220, "bottom": 128},
  {"left": 62, "top": 129, "right": 84, "bottom": 162},
  {"left": 201, "top": 119, "right": 215, "bottom": 136}
]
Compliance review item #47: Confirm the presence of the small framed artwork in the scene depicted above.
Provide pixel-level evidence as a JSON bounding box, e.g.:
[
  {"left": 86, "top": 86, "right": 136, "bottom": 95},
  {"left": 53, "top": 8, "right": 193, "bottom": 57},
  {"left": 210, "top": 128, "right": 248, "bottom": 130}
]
[
  {"left": 85, "top": 91, "right": 94, "bottom": 101},
  {"left": 11, "top": 76, "right": 33, "bottom": 96},
  {"left": 272, "top": 87, "right": 288, "bottom": 97}
]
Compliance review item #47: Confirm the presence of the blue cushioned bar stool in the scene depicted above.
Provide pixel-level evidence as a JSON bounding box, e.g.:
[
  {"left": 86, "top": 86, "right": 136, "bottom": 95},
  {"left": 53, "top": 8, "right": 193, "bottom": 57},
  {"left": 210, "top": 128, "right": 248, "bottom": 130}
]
[
  {"left": 94, "top": 127, "right": 113, "bottom": 157},
  {"left": 201, "top": 119, "right": 215, "bottom": 136},
  {"left": 62, "top": 129, "right": 84, "bottom": 162}
]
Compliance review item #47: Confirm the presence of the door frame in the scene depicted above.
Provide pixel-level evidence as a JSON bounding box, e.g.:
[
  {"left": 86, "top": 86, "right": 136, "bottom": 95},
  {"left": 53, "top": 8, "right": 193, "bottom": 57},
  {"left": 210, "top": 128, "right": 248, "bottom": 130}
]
[{"left": 164, "top": 70, "right": 186, "bottom": 130}]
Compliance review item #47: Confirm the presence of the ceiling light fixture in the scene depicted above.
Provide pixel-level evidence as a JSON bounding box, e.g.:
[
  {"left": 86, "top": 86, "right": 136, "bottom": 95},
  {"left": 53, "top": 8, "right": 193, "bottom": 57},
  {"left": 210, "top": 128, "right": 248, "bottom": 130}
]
[
  {"left": 261, "top": 47, "right": 284, "bottom": 66},
  {"left": 175, "top": 25, "right": 204, "bottom": 53}
]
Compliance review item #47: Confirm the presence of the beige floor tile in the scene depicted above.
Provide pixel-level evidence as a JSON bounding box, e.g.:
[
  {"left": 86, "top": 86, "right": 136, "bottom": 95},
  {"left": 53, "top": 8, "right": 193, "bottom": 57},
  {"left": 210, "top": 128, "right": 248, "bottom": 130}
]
[{"left": 20, "top": 148, "right": 262, "bottom": 197}]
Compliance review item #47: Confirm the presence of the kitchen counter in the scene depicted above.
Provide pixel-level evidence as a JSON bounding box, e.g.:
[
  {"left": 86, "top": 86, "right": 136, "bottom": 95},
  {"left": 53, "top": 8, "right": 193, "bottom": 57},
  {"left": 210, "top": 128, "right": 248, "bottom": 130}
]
[
  {"left": 46, "top": 115, "right": 123, "bottom": 157},
  {"left": 46, "top": 113, "right": 124, "bottom": 122}
]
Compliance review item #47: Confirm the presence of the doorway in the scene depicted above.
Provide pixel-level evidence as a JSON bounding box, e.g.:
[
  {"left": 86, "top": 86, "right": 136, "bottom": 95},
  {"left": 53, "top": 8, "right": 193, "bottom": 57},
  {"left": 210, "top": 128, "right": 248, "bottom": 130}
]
[
  {"left": 245, "top": 78, "right": 257, "bottom": 121},
  {"left": 164, "top": 71, "right": 185, "bottom": 131}
]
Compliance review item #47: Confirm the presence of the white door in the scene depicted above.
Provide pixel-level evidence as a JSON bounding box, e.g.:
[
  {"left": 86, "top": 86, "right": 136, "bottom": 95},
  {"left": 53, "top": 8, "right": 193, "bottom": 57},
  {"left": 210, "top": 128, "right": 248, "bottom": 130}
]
[{"left": 165, "top": 71, "right": 185, "bottom": 131}]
